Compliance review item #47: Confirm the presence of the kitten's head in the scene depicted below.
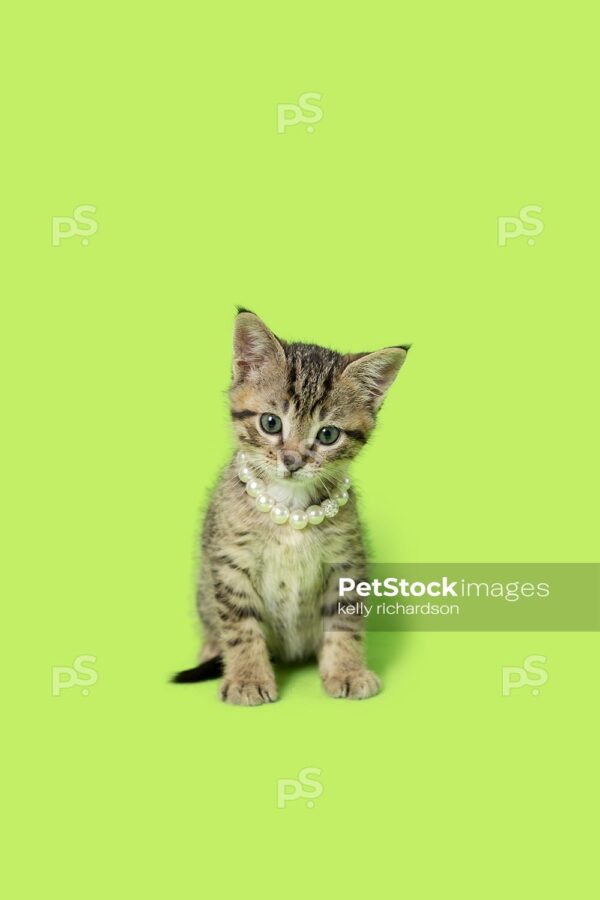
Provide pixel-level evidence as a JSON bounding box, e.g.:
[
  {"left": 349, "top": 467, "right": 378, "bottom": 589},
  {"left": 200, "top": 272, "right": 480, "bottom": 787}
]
[{"left": 229, "top": 310, "right": 409, "bottom": 485}]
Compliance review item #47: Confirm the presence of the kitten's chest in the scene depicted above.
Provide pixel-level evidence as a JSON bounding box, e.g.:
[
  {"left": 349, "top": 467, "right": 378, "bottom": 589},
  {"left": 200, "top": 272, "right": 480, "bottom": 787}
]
[
  {"left": 256, "top": 527, "right": 325, "bottom": 659},
  {"left": 258, "top": 527, "right": 324, "bottom": 593}
]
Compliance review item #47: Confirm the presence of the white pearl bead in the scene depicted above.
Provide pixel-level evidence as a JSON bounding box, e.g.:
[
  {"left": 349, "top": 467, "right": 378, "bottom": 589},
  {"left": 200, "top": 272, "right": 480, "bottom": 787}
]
[
  {"left": 289, "top": 509, "right": 308, "bottom": 530},
  {"left": 237, "top": 451, "right": 248, "bottom": 464},
  {"left": 343, "top": 476, "right": 351, "bottom": 489},
  {"left": 238, "top": 464, "right": 252, "bottom": 483},
  {"left": 246, "top": 478, "right": 263, "bottom": 498},
  {"left": 256, "top": 493, "right": 274, "bottom": 513},
  {"left": 321, "top": 498, "right": 339, "bottom": 518},
  {"left": 332, "top": 488, "right": 349, "bottom": 507},
  {"left": 270, "top": 503, "right": 290, "bottom": 525},
  {"left": 307, "top": 505, "right": 324, "bottom": 525}
]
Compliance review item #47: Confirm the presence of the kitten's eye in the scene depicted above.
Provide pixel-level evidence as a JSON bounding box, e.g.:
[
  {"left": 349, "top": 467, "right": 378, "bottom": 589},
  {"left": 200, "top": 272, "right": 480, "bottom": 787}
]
[
  {"left": 260, "top": 413, "right": 283, "bottom": 435},
  {"left": 316, "top": 425, "right": 341, "bottom": 446}
]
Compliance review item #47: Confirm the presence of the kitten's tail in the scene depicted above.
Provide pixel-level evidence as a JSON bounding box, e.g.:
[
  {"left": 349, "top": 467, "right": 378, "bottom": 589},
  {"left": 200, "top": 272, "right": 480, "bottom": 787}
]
[{"left": 171, "top": 656, "right": 224, "bottom": 683}]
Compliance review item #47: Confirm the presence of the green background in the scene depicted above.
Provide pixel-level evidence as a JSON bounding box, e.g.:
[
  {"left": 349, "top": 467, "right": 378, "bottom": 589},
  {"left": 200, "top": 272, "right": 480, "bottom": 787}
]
[{"left": 3, "top": 2, "right": 598, "bottom": 897}]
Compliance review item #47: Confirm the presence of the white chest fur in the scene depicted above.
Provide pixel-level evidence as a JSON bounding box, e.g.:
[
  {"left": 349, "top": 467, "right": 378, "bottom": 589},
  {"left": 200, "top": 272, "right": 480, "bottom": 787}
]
[{"left": 258, "top": 523, "right": 325, "bottom": 661}]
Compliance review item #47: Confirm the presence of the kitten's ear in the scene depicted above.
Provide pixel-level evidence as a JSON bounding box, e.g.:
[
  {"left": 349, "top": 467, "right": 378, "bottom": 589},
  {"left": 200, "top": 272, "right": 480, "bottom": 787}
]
[
  {"left": 342, "top": 345, "right": 410, "bottom": 409},
  {"left": 232, "top": 310, "right": 286, "bottom": 381}
]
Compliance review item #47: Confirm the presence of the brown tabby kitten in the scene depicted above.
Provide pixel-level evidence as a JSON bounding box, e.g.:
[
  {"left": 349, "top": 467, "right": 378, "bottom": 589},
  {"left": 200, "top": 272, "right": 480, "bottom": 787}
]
[{"left": 174, "top": 310, "right": 409, "bottom": 704}]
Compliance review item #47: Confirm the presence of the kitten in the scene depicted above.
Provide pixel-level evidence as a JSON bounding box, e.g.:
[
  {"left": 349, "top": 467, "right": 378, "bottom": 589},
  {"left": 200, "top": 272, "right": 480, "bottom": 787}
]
[{"left": 174, "top": 310, "right": 410, "bottom": 704}]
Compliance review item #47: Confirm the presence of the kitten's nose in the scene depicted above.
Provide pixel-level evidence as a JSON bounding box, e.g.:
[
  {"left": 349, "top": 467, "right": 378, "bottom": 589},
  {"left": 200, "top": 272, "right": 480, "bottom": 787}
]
[{"left": 282, "top": 451, "right": 305, "bottom": 473}]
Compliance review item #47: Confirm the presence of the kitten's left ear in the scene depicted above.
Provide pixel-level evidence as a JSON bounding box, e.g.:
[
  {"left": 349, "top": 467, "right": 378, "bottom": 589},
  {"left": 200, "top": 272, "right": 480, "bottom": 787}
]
[{"left": 342, "top": 345, "right": 410, "bottom": 409}]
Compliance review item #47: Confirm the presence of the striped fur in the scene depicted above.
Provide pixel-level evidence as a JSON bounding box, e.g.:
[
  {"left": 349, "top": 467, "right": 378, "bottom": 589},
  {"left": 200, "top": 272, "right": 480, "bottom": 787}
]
[{"left": 184, "top": 311, "right": 409, "bottom": 705}]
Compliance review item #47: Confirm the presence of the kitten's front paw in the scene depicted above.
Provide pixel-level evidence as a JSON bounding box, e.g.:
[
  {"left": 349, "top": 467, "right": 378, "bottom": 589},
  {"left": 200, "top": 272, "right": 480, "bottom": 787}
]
[
  {"left": 322, "top": 669, "right": 381, "bottom": 700},
  {"left": 220, "top": 675, "right": 278, "bottom": 706}
]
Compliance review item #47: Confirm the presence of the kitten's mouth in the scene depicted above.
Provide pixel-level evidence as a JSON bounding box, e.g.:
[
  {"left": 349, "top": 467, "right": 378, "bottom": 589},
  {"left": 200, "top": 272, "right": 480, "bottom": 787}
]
[
  {"left": 277, "top": 469, "right": 313, "bottom": 481},
  {"left": 289, "top": 467, "right": 317, "bottom": 480},
  {"left": 263, "top": 465, "right": 316, "bottom": 484}
]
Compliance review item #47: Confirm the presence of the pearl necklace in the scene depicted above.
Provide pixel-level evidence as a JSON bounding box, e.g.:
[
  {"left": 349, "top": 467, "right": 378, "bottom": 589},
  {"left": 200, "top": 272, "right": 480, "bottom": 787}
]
[{"left": 236, "top": 452, "right": 350, "bottom": 530}]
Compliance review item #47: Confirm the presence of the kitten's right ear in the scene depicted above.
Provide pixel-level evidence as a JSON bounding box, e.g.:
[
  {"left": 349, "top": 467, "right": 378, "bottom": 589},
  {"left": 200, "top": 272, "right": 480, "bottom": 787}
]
[{"left": 232, "top": 310, "right": 286, "bottom": 382}]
